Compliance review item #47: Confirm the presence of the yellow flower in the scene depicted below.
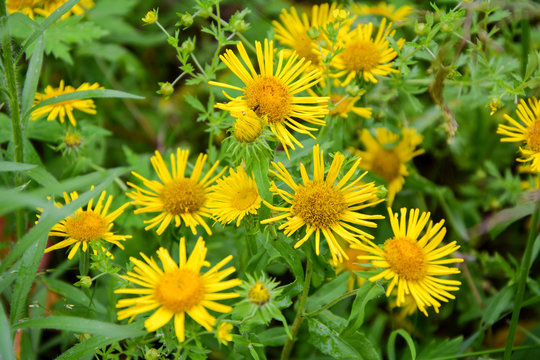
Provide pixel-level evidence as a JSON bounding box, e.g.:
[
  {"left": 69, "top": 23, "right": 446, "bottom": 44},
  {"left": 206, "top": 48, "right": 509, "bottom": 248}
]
[
  {"left": 63, "top": 132, "right": 82, "bottom": 148},
  {"left": 261, "top": 144, "right": 384, "bottom": 263},
  {"left": 331, "top": 246, "right": 370, "bottom": 291},
  {"left": 209, "top": 39, "right": 329, "bottom": 158},
  {"left": 489, "top": 97, "right": 502, "bottom": 115},
  {"left": 232, "top": 110, "right": 265, "bottom": 143},
  {"left": 332, "top": 9, "right": 350, "bottom": 21},
  {"left": 142, "top": 8, "right": 158, "bottom": 24},
  {"left": 496, "top": 97, "right": 540, "bottom": 171},
  {"left": 31, "top": 80, "right": 102, "bottom": 126},
  {"left": 6, "top": 0, "right": 39, "bottom": 18},
  {"left": 329, "top": 93, "right": 372, "bottom": 119},
  {"left": 115, "top": 237, "right": 242, "bottom": 342},
  {"left": 34, "top": 0, "right": 95, "bottom": 18},
  {"left": 332, "top": 18, "right": 404, "bottom": 85},
  {"left": 207, "top": 166, "right": 262, "bottom": 227},
  {"left": 353, "top": 127, "right": 424, "bottom": 205},
  {"left": 248, "top": 281, "right": 270, "bottom": 305},
  {"left": 127, "top": 148, "right": 225, "bottom": 236},
  {"left": 40, "top": 189, "right": 131, "bottom": 260},
  {"left": 273, "top": 3, "right": 344, "bottom": 77},
  {"left": 356, "top": 207, "right": 463, "bottom": 316},
  {"left": 216, "top": 322, "right": 233, "bottom": 345},
  {"left": 352, "top": 2, "right": 414, "bottom": 23}
]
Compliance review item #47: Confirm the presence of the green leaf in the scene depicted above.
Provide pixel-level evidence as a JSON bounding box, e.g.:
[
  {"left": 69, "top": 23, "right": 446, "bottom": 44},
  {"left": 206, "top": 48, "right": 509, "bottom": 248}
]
[
  {"left": 266, "top": 237, "right": 304, "bottom": 280},
  {"left": 56, "top": 335, "right": 127, "bottom": 360},
  {"left": 251, "top": 155, "right": 271, "bottom": 222},
  {"left": 388, "top": 329, "right": 417, "bottom": 360},
  {"left": 481, "top": 285, "right": 514, "bottom": 327},
  {"left": 26, "top": 165, "right": 60, "bottom": 187},
  {"left": 12, "top": 316, "right": 146, "bottom": 338},
  {"left": 184, "top": 93, "right": 206, "bottom": 113},
  {"left": 0, "top": 302, "right": 15, "bottom": 360},
  {"left": 21, "top": 34, "right": 44, "bottom": 118},
  {"left": 42, "top": 278, "right": 106, "bottom": 314},
  {"left": 10, "top": 231, "right": 48, "bottom": 324},
  {"left": 342, "top": 331, "right": 381, "bottom": 360},
  {"left": 416, "top": 337, "right": 463, "bottom": 360},
  {"left": 16, "top": 0, "right": 82, "bottom": 62},
  {"left": 27, "top": 89, "right": 144, "bottom": 120},
  {"left": 307, "top": 317, "right": 362, "bottom": 359},
  {"left": 305, "top": 272, "right": 348, "bottom": 312},
  {"left": 343, "top": 281, "right": 384, "bottom": 335},
  {"left": 0, "top": 161, "right": 37, "bottom": 172}
]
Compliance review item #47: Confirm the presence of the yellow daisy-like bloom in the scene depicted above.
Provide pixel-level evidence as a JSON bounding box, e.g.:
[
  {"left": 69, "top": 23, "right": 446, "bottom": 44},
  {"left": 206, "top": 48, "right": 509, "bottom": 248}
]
[
  {"left": 261, "top": 144, "right": 384, "bottom": 263},
  {"left": 34, "top": 0, "right": 95, "bottom": 18},
  {"left": 142, "top": 8, "right": 158, "bottom": 24},
  {"left": 207, "top": 166, "right": 262, "bottom": 227},
  {"left": 356, "top": 207, "right": 463, "bottom": 316},
  {"left": 40, "top": 189, "right": 131, "bottom": 260},
  {"left": 331, "top": 246, "right": 370, "bottom": 291},
  {"left": 332, "top": 18, "right": 404, "bottom": 85},
  {"left": 6, "top": 0, "right": 38, "bottom": 18},
  {"left": 330, "top": 93, "right": 372, "bottom": 119},
  {"left": 31, "top": 80, "right": 102, "bottom": 126},
  {"left": 354, "top": 127, "right": 424, "bottom": 205},
  {"left": 216, "top": 322, "right": 233, "bottom": 346},
  {"left": 209, "top": 39, "right": 329, "bottom": 158},
  {"left": 272, "top": 3, "right": 343, "bottom": 76},
  {"left": 352, "top": 2, "right": 414, "bottom": 23},
  {"left": 115, "top": 237, "right": 242, "bottom": 342},
  {"left": 496, "top": 97, "right": 540, "bottom": 171},
  {"left": 232, "top": 110, "right": 265, "bottom": 143},
  {"left": 127, "top": 148, "right": 226, "bottom": 236}
]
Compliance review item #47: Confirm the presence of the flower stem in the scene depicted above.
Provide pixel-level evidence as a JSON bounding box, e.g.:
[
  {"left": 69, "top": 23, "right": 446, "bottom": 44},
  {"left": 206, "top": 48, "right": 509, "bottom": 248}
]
[
  {"left": 280, "top": 257, "right": 313, "bottom": 360},
  {"left": 304, "top": 289, "right": 358, "bottom": 318},
  {"left": 1, "top": 1, "right": 25, "bottom": 239},
  {"left": 503, "top": 200, "right": 540, "bottom": 360}
]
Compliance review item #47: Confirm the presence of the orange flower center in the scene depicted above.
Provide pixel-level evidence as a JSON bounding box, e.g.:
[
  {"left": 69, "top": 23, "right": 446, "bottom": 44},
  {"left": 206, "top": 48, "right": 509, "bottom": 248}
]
[
  {"left": 160, "top": 178, "right": 206, "bottom": 215},
  {"left": 370, "top": 149, "right": 401, "bottom": 182},
  {"left": 248, "top": 282, "right": 270, "bottom": 305},
  {"left": 341, "top": 40, "right": 380, "bottom": 72},
  {"left": 342, "top": 248, "right": 369, "bottom": 273},
  {"left": 245, "top": 76, "right": 292, "bottom": 125},
  {"left": 64, "top": 212, "right": 107, "bottom": 242},
  {"left": 527, "top": 120, "right": 540, "bottom": 152},
  {"left": 384, "top": 237, "right": 425, "bottom": 280},
  {"left": 231, "top": 187, "right": 259, "bottom": 211},
  {"left": 292, "top": 181, "right": 346, "bottom": 228},
  {"left": 154, "top": 269, "right": 205, "bottom": 313}
]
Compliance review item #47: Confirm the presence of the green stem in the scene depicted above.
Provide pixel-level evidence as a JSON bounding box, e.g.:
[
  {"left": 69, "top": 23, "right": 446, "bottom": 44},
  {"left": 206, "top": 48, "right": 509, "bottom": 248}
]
[
  {"left": 1, "top": 1, "right": 25, "bottom": 239},
  {"left": 304, "top": 289, "right": 358, "bottom": 318},
  {"left": 79, "top": 248, "right": 91, "bottom": 277},
  {"left": 520, "top": 19, "right": 530, "bottom": 77},
  {"left": 434, "top": 344, "right": 540, "bottom": 360},
  {"left": 503, "top": 201, "right": 540, "bottom": 359},
  {"left": 280, "top": 257, "right": 313, "bottom": 360}
]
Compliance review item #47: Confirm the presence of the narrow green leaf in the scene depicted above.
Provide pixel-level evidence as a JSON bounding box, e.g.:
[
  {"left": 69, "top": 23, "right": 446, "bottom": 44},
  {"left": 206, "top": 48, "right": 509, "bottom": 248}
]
[
  {"left": 305, "top": 272, "right": 348, "bottom": 312},
  {"left": 184, "top": 93, "right": 206, "bottom": 113},
  {"left": 267, "top": 238, "right": 304, "bottom": 280},
  {"left": 26, "top": 165, "right": 60, "bottom": 187},
  {"left": 16, "top": 0, "right": 82, "bottom": 63},
  {"left": 388, "top": 329, "right": 417, "bottom": 360},
  {"left": 21, "top": 35, "right": 44, "bottom": 118},
  {"left": 481, "top": 285, "right": 514, "bottom": 327},
  {"left": 55, "top": 335, "right": 126, "bottom": 360},
  {"left": 42, "top": 278, "right": 106, "bottom": 314},
  {"left": 27, "top": 89, "right": 144, "bottom": 119},
  {"left": 10, "top": 231, "right": 48, "bottom": 324},
  {"left": 252, "top": 155, "right": 271, "bottom": 222},
  {"left": 0, "top": 161, "right": 37, "bottom": 172},
  {"left": 0, "top": 302, "right": 16, "bottom": 360},
  {"left": 343, "top": 281, "right": 383, "bottom": 335},
  {"left": 12, "top": 316, "right": 146, "bottom": 338}
]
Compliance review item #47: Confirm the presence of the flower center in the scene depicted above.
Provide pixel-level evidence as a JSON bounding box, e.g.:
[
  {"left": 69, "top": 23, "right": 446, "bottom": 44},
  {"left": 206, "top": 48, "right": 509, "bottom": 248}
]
[
  {"left": 64, "top": 212, "right": 107, "bottom": 242},
  {"left": 244, "top": 76, "right": 292, "bottom": 125},
  {"left": 384, "top": 237, "right": 425, "bottom": 280},
  {"left": 248, "top": 282, "right": 270, "bottom": 305},
  {"left": 293, "top": 33, "right": 320, "bottom": 65},
  {"left": 64, "top": 133, "right": 81, "bottom": 148},
  {"left": 231, "top": 187, "right": 259, "bottom": 211},
  {"left": 370, "top": 149, "right": 401, "bottom": 182},
  {"left": 342, "top": 248, "right": 369, "bottom": 273},
  {"left": 330, "top": 94, "right": 350, "bottom": 115},
  {"left": 154, "top": 269, "right": 205, "bottom": 313},
  {"left": 341, "top": 40, "right": 380, "bottom": 72},
  {"left": 160, "top": 178, "right": 206, "bottom": 215},
  {"left": 292, "top": 181, "right": 347, "bottom": 228},
  {"left": 527, "top": 120, "right": 540, "bottom": 152}
]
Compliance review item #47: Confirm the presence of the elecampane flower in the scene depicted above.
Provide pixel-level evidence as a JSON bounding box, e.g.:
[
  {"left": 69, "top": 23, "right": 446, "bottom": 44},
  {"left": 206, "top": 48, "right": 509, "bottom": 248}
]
[
  {"left": 332, "top": 18, "right": 404, "bottom": 85},
  {"left": 496, "top": 97, "right": 540, "bottom": 171},
  {"left": 353, "top": 127, "right": 424, "bottom": 205},
  {"left": 31, "top": 80, "right": 102, "bottom": 126},
  {"left": 209, "top": 39, "right": 329, "bottom": 158},
  {"left": 207, "top": 166, "right": 262, "bottom": 226},
  {"left": 352, "top": 2, "right": 414, "bottom": 23},
  {"left": 40, "top": 189, "right": 131, "bottom": 259},
  {"left": 127, "top": 148, "right": 225, "bottom": 235},
  {"left": 261, "top": 144, "right": 384, "bottom": 263},
  {"left": 356, "top": 207, "right": 463, "bottom": 316},
  {"left": 115, "top": 237, "right": 242, "bottom": 342},
  {"left": 216, "top": 322, "right": 233, "bottom": 346},
  {"left": 331, "top": 246, "right": 370, "bottom": 291},
  {"left": 329, "top": 93, "right": 372, "bottom": 119}
]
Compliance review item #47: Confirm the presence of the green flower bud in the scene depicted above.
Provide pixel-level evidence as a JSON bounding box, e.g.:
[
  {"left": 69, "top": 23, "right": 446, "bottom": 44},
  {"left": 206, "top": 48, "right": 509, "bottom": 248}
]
[
  {"left": 158, "top": 82, "right": 174, "bottom": 97},
  {"left": 306, "top": 27, "right": 321, "bottom": 40},
  {"left": 181, "top": 39, "right": 195, "bottom": 53},
  {"left": 414, "top": 22, "right": 427, "bottom": 36},
  {"left": 145, "top": 348, "right": 160, "bottom": 360},
  {"left": 199, "top": 6, "right": 212, "bottom": 19},
  {"left": 376, "top": 186, "right": 388, "bottom": 200},
  {"left": 181, "top": 13, "right": 193, "bottom": 28},
  {"left": 232, "top": 19, "right": 248, "bottom": 33},
  {"left": 76, "top": 276, "right": 92, "bottom": 288}
]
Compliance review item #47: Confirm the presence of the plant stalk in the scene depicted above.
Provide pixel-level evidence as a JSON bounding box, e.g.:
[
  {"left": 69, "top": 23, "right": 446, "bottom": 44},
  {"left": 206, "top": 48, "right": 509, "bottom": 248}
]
[{"left": 503, "top": 200, "right": 540, "bottom": 359}]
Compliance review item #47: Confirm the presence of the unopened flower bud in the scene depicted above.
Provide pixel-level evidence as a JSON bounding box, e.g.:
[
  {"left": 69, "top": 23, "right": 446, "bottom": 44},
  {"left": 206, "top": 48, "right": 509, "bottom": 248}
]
[
  {"left": 181, "top": 13, "right": 193, "bottom": 28},
  {"left": 414, "top": 22, "right": 427, "bottom": 36},
  {"left": 76, "top": 276, "right": 92, "bottom": 288},
  {"left": 158, "top": 82, "right": 174, "bottom": 97},
  {"left": 232, "top": 19, "right": 248, "bottom": 33},
  {"left": 145, "top": 348, "right": 160, "bottom": 360},
  {"left": 306, "top": 27, "right": 321, "bottom": 40}
]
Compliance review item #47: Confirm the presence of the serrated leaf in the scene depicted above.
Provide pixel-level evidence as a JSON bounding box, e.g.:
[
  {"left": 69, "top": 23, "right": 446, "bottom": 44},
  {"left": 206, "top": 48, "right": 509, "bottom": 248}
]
[{"left": 184, "top": 93, "right": 206, "bottom": 113}]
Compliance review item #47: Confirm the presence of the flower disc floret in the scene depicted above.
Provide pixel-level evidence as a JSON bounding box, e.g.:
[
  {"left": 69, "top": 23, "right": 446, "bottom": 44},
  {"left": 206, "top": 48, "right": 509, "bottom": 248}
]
[{"left": 292, "top": 182, "right": 346, "bottom": 228}]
